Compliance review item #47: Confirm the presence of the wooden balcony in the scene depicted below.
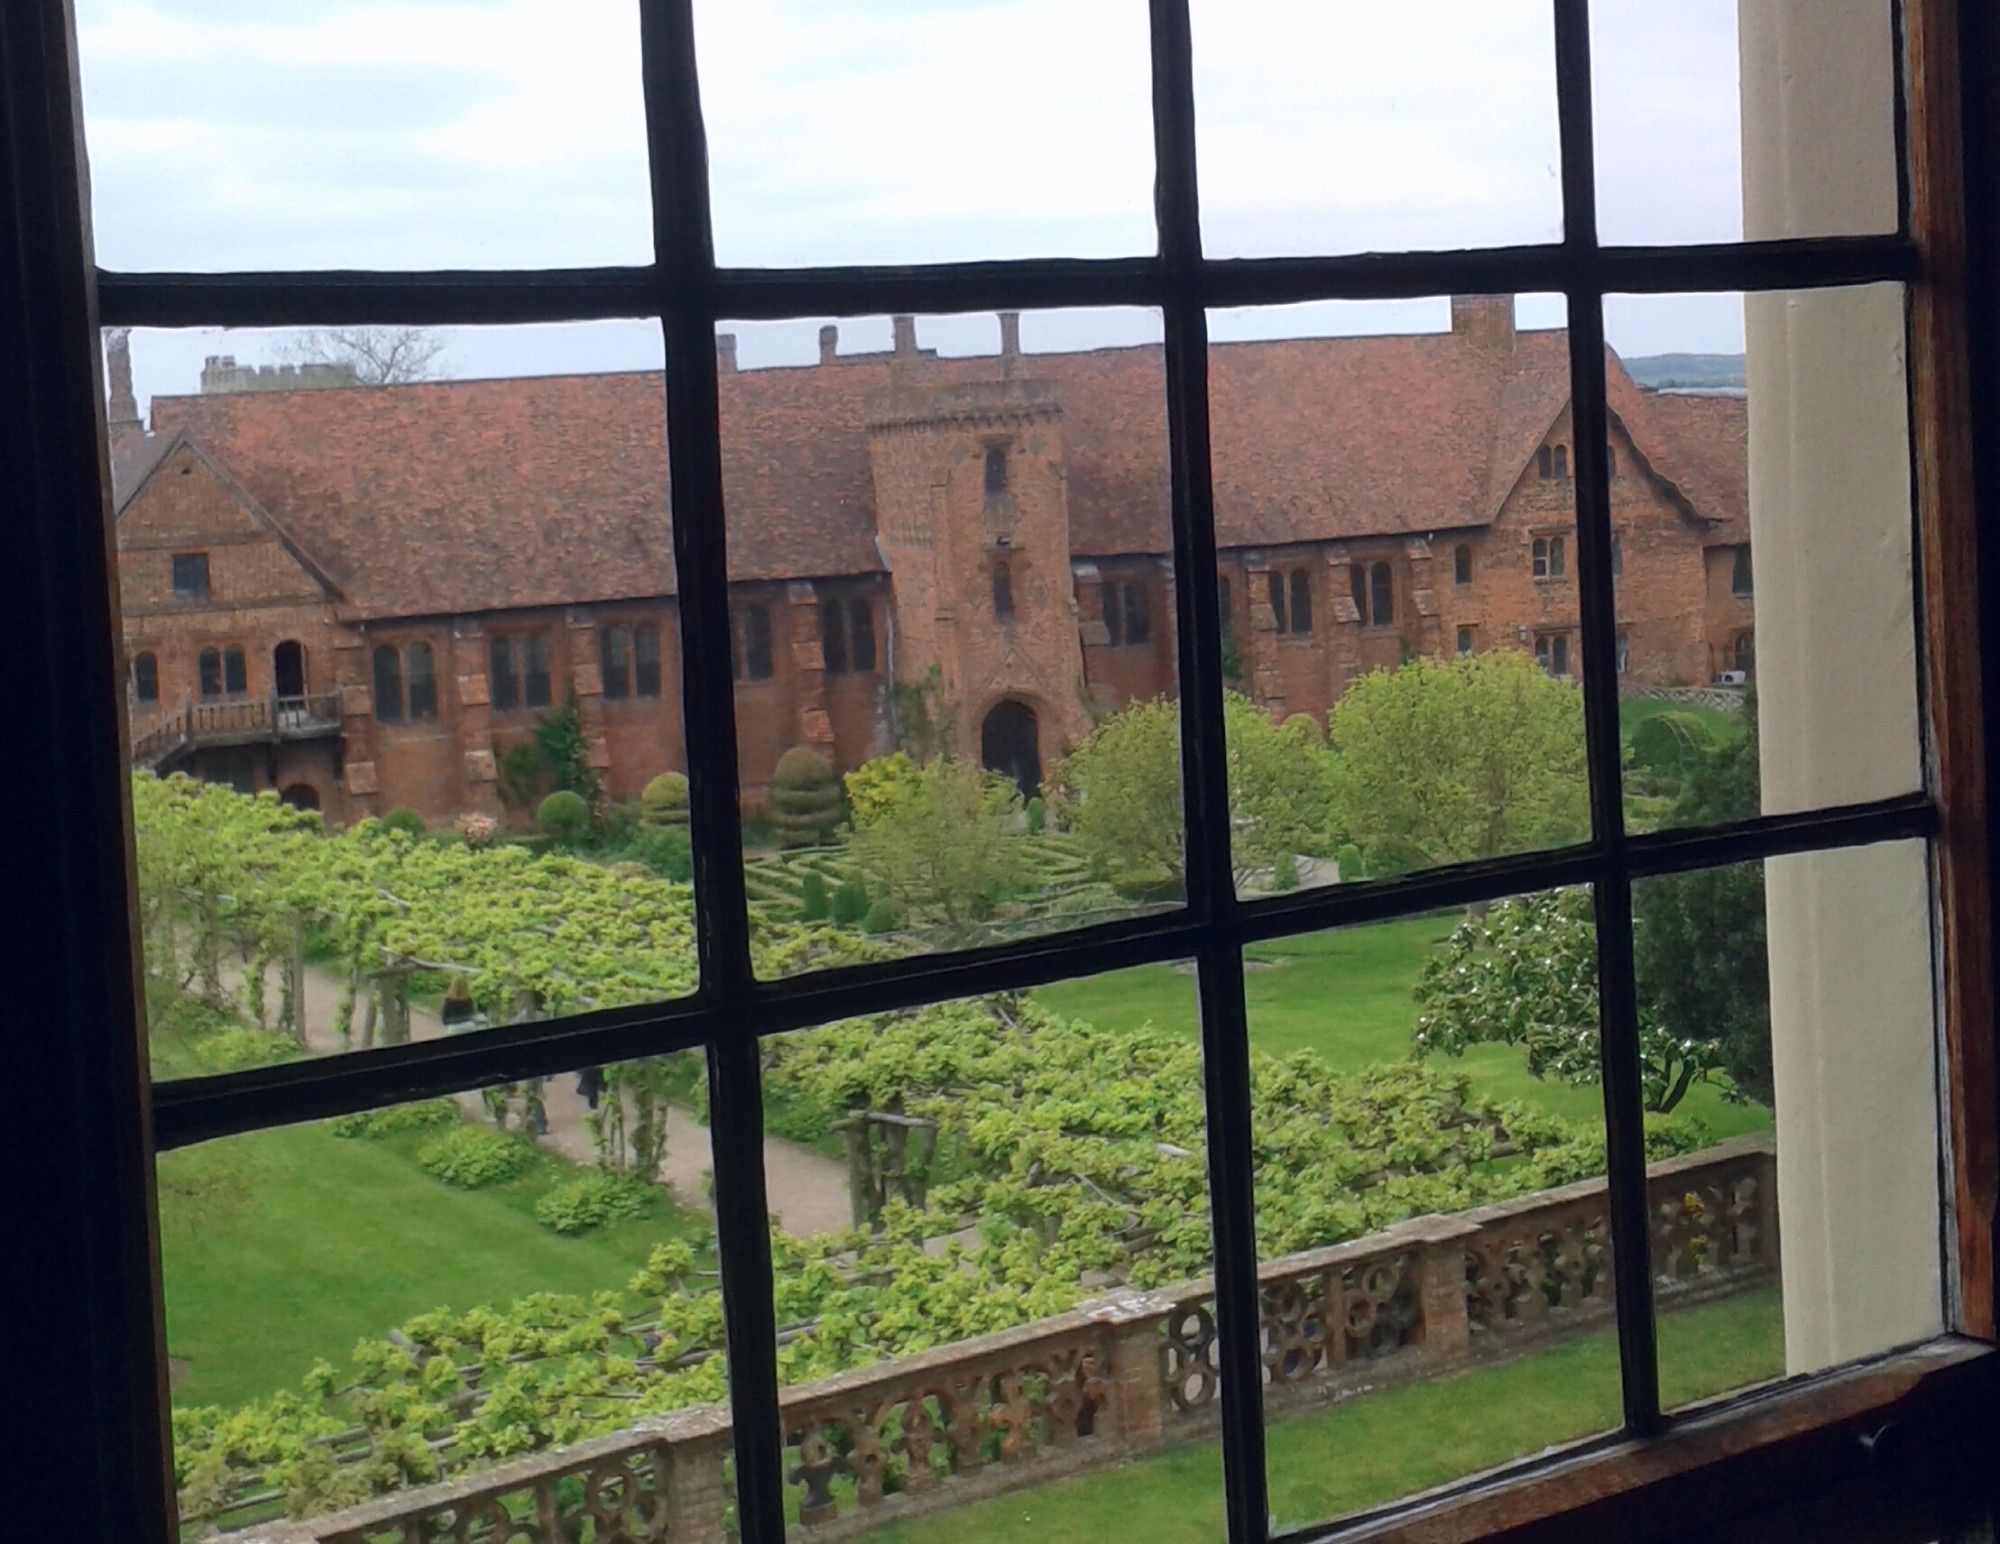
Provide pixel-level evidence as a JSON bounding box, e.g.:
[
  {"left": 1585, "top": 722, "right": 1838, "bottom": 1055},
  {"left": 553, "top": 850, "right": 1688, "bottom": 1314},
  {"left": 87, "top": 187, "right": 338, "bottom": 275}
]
[{"left": 131, "top": 692, "right": 343, "bottom": 770}]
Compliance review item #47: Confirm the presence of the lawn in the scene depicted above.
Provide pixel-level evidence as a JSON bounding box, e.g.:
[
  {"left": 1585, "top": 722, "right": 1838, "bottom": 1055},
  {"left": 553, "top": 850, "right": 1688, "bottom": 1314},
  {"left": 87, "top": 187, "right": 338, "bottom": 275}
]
[
  {"left": 158, "top": 1117, "right": 710, "bottom": 1408},
  {"left": 1032, "top": 912, "right": 1772, "bottom": 1141},
  {"left": 858, "top": 1289, "right": 1784, "bottom": 1544}
]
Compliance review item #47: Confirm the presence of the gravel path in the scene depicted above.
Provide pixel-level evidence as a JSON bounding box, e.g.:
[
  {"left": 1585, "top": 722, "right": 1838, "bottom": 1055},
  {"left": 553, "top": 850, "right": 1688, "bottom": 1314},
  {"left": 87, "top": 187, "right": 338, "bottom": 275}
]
[{"left": 220, "top": 960, "right": 855, "bottom": 1237}]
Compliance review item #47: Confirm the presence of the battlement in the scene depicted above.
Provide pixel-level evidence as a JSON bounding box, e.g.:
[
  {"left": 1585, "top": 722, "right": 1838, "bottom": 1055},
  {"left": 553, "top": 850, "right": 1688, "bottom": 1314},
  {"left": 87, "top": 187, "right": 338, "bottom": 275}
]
[{"left": 200, "top": 355, "right": 361, "bottom": 395}]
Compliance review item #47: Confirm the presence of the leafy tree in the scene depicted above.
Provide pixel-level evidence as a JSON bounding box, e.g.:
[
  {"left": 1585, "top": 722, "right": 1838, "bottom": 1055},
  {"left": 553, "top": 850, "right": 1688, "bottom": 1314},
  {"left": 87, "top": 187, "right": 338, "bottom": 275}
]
[
  {"left": 1330, "top": 651, "right": 1588, "bottom": 867},
  {"left": 1413, "top": 889, "right": 1726, "bottom": 1115},
  {"left": 850, "top": 757, "right": 1027, "bottom": 940},
  {"left": 1052, "top": 692, "right": 1337, "bottom": 892}
]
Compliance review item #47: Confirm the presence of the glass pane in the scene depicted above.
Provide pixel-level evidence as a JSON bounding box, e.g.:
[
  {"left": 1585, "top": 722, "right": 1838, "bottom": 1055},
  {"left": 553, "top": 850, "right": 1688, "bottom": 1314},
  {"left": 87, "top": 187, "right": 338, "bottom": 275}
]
[
  {"left": 161, "top": 1053, "right": 727, "bottom": 1537},
  {"left": 696, "top": 0, "right": 1155, "bottom": 266},
  {"left": 1204, "top": 297, "right": 1591, "bottom": 894},
  {"left": 1246, "top": 893, "right": 1758, "bottom": 1528},
  {"left": 751, "top": 967, "right": 1215, "bottom": 1538},
  {"left": 1606, "top": 286, "right": 1919, "bottom": 834},
  {"left": 715, "top": 310, "right": 1183, "bottom": 979},
  {"left": 75, "top": 0, "right": 653, "bottom": 270},
  {"left": 1634, "top": 843, "right": 1941, "bottom": 1412},
  {"left": 1192, "top": 0, "right": 1562, "bottom": 257},
  {"left": 1592, "top": 0, "right": 1898, "bottom": 246},
  {"left": 111, "top": 323, "right": 702, "bottom": 1080}
]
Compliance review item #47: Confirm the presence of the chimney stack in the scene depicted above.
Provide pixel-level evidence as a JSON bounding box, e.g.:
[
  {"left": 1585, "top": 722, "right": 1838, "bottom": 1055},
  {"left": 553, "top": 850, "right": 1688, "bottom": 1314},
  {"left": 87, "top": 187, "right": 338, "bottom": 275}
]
[
  {"left": 998, "top": 311, "right": 1021, "bottom": 373},
  {"left": 105, "top": 327, "right": 140, "bottom": 437},
  {"left": 818, "top": 324, "right": 839, "bottom": 366},
  {"left": 716, "top": 332, "right": 738, "bottom": 374},
  {"left": 892, "top": 314, "right": 918, "bottom": 356},
  {"left": 1449, "top": 295, "right": 1516, "bottom": 353}
]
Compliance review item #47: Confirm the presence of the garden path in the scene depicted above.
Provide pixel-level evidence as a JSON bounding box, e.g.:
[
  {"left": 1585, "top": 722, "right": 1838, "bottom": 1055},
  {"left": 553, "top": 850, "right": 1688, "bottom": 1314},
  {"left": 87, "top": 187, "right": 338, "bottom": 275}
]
[{"left": 219, "top": 961, "right": 855, "bottom": 1235}]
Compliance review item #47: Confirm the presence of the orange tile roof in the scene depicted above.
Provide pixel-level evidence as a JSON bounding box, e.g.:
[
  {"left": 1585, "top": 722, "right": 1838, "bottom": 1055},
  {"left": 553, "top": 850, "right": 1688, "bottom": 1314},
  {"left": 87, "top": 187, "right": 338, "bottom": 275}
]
[{"left": 141, "top": 326, "right": 1745, "bottom": 620}]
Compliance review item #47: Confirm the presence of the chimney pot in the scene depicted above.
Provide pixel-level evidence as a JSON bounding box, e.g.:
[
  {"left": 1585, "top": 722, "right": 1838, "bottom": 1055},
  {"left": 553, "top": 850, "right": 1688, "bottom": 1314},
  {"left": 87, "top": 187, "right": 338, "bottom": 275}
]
[
  {"left": 999, "top": 311, "right": 1021, "bottom": 359},
  {"left": 818, "top": 324, "right": 839, "bottom": 365},
  {"left": 716, "top": 332, "right": 738, "bottom": 373}
]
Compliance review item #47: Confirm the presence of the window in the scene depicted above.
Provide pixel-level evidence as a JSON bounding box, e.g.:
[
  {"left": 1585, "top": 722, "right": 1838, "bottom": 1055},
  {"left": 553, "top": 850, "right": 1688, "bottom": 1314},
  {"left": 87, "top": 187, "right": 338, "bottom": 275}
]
[
  {"left": 732, "top": 604, "right": 774, "bottom": 681},
  {"left": 1537, "top": 444, "right": 1554, "bottom": 478},
  {"left": 52, "top": 9, "right": 1991, "bottom": 1544},
  {"left": 848, "top": 601, "right": 876, "bottom": 672},
  {"left": 170, "top": 552, "right": 209, "bottom": 599},
  {"left": 1124, "top": 581, "right": 1153, "bottom": 645},
  {"left": 994, "top": 561, "right": 1015, "bottom": 619},
  {"left": 601, "top": 625, "right": 632, "bottom": 700},
  {"left": 1287, "top": 569, "right": 1311, "bottom": 634},
  {"left": 1734, "top": 629, "right": 1756, "bottom": 675},
  {"left": 223, "top": 647, "right": 246, "bottom": 697},
  {"left": 372, "top": 644, "right": 403, "bottom": 722},
  {"left": 1533, "top": 535, "right": 1567, "bottom": 580},
  {"left": 1553, "top": 444, "right": 1569, "bottom": 478},
  {"left": 984, "top": 443, "right": 1009, "bottom": 495},
  {"left": 1453, "top": 543, "right": 1472, "bottom": 584},
  {"left": 1456, "top": 626, "right": 1474, "bottom": 655},
  {"left": 491, "top": 634, "right": 552, "bottom": 712},
  {"left": 819, "top": 598, "right": 849, "bottom": 674},
  {"left": 1268, "top": 568, "right": 1287, "bottom": 633},
  {"left": 1733, "top": 543, "right": 1755, "bottom": 596},
  {"left": 405, "top": 642, "right": 437, "bottom": 720},
  {"left": 1616, "top": 630, "right": 1630, "bottom": 675},
  {"left": 197, "top": 645, "right": 245, "bottom": 699},
  {"left": 131, "top": 651, "right": 158, "bottom": 704},
  {"left": 1611, "top": 534, "right": 1623, "bottom": 578},
  {"left": 197, "top": 647, "right": 222, "bottom": 700},
  {"left": 1368, "top": 562, "right": 1393, "bottom": 627},
  {"left": 633, "top": 623, "right": 662, "bottom": 697},
  {"left": 1348, "top": 563, "right": 1365, "bottom": 618}
]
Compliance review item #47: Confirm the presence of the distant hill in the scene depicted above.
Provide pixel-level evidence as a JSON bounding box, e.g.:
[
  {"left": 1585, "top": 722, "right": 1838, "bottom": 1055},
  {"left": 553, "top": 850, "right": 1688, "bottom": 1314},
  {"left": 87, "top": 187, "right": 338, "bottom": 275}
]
[{"left": 1623, "top": 352, "right": 1746, "bottom": 391}]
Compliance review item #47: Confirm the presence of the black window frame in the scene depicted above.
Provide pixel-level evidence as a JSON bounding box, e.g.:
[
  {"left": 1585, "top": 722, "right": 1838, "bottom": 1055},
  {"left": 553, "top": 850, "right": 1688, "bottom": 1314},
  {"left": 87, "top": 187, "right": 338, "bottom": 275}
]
[
  {"left": 1368, "top": 560, "right": 1392, "bottom": 626},
  {"left": 131, "top": 649, "right": 158, "bottom": 704},
  {"left": 818, "top": 596, "right": 849, "bottom": 674},
  {"left": 372, "top": 642, "right": 404, "bottom": 723},
  {"left": 170, "top": 550, "right": 208, "bottom": 599},
  {"left": 634, "top": 620, "right": 664, "bottom": 697},
  {"left": 405, "top": 640, "right": 438, "bottom": 721},
  {"left": 61, "top": 4, "right": 1999, "bottom": 1543},
  {"left": 1453, "top": 542, "right": 1472, "bottom": 584},
  {"left": 1732, "top": 542, "right": 1755, "bottom": 596},
  {"left": 1125, "top": 577, "right": 1153, "bottom": 644},
  {"left": 601, "top": 622, "right": 633, "bottom": 700},
  {"left": 1288, "top": 567, "right": 1312, "bottom": 633},
  {"left": 732, "top": 602, "right": 774, "bottom": 682}
]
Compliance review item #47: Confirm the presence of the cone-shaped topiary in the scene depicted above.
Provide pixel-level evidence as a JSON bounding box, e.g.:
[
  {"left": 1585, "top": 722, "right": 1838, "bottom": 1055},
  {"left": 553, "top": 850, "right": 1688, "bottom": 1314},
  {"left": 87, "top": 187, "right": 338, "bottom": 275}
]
[
  {"left": 640, "top": 771, "right": 691, "bottom": 829},
  {"left": 769, "top": 747, "right": 842, "bottom": 848}
]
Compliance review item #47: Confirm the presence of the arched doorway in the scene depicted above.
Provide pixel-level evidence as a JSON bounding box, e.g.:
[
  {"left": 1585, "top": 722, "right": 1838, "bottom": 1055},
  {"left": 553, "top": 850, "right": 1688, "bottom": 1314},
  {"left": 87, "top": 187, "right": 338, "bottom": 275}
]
[
  {"left": 274, "top": 639, "right": 306, "bottom": 698},
  {"left": 279, "top": 783, "right": 321, "bottom": 812},
  {"left": 981, "top": 699, "right": 1041, "bottom": 801}
]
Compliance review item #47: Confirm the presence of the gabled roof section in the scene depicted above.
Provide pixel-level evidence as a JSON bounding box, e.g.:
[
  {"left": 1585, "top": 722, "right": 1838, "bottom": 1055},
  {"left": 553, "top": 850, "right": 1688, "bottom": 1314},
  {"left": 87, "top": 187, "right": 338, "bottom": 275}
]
[{"left": 114, "top": 431, "right": 342, "bottom": 599}]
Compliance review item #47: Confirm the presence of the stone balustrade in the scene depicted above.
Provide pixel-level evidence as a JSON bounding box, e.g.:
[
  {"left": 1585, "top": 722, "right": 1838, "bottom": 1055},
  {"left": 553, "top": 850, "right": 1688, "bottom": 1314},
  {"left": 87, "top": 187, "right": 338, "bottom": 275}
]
[{"left": 212, "top": 1136, "right": 1776, "bottom": 1543}]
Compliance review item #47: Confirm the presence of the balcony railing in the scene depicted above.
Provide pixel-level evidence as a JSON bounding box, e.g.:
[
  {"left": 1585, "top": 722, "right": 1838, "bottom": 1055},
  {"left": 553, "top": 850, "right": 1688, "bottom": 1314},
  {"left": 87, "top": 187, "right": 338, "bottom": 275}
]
[
  {"left": 131, "top": 692, "right": 342, "bottom": 769},
  {"left": 206, "top": 1136, "right": 1776, "bottom": 1542}
]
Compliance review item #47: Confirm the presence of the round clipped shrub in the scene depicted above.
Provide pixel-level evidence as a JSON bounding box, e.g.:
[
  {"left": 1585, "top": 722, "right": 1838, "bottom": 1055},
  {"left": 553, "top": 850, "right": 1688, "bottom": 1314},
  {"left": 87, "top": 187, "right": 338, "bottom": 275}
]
[
  {"left": 1629, "top": 709, "right": 1718, "bottom": 782},
  {"left": 831, "top": 874, "right": 869, "bottom": 926},
  {"left": 798, "top": 870, "right": 831, "bottom": 922},
  {"left": 769, "top": 747, "right": 842, "bottom": 849},
  {"left": 1335, "top": 842, "right": 1364, "bottom": 882},
  {"left": 1025, "top": 796, "right": 1046, "bottom": 835},
  {"left": 537, "top": 789, "right": 592, "bottom": 843},
  {"left": 417, "top": 1126, "right": 537, "bottom": 1189},
  {"left": 862, "top": 897, "right": 906, "bottom": 935},
  {"left": 641, "top": 771, "right": 691, "bottom": 829},
  {"left": 636, "top": 825, "right": 693, "bottom": 882},
  {"left": 380, "top": 807, "right": 426, "bottom": 840}
]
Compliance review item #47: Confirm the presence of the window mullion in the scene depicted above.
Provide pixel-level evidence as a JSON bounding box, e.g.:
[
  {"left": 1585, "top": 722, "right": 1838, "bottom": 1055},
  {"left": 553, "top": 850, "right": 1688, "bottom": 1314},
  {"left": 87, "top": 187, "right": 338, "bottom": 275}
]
[
  {"left": 1149, "top": 0, "right": 1271, "bottom": 1537},
  {"left": 1554, "top": 0, "right": 1663, "bottom": 1438},
  {"left": 639, "top": 2, "right": 785, "bottom": 1541}
]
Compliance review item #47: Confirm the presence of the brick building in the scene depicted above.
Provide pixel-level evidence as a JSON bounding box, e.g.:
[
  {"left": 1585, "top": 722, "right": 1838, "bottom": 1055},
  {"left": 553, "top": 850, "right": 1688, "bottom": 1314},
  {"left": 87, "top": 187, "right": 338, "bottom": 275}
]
[{"left": 107, "top": 299, "right": 1753, "bottom": 826}]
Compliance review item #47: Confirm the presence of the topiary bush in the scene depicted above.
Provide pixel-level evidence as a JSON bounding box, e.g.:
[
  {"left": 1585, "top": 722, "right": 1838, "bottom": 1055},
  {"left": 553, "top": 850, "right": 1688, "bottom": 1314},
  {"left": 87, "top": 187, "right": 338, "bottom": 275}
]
[
  {"left": 862, "top": 897, "right": 906, "bottom": 935},
  {"left": 331, "top": 1101, "right": 459, "bottom": 1140},
  {"left": 533, "top": 1173, "right": 652, "bottom": 1235},
  {"left": 1335, "top": 842, "right": 1364, "bottom": 882},
  {"left": 1271, "top": 850, "right": 1300, "bottom": 892},
  {"left": 1025, "top": 796, "right": 1045, "bottom": 835},
  {"left": 831, "top": 874, "right": 869, "bottom": 926},
  {"left": 536, "top": 789, "right": 592, "bottom": 844},
  {"left": 417, "top": 1126, "right": 537, "bottom": 1189},
  {"left": 634, "top": 824, "right": 693, "bottom": 882},
  {"left": 798, "top": 870, "right": 831, "bottom": 921},
  {"left": 769, "top": 747, "right": 843, "bottom": 848},
  {"left": 640, "top": 771, "right": 691, "bottom": 829},
  {"left": 380, "top": 807, "right": 426, "bottom": 840},
  {"left": 1628, "top": 709, "right": 1718, "bottom": 783}
]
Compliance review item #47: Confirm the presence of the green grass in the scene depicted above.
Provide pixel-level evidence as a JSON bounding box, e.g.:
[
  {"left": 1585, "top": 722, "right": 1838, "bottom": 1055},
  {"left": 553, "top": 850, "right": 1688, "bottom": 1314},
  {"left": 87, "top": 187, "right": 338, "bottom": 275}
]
[
  {"left": 858, "top": 1289, "right": 1784, "bottom": 1544},
  {"left": 1032, "top": 913, "right": 1771, "bottom": 1140},
  {"left": 158, "top": 1118, "right": 708, "bottom": 1408}
]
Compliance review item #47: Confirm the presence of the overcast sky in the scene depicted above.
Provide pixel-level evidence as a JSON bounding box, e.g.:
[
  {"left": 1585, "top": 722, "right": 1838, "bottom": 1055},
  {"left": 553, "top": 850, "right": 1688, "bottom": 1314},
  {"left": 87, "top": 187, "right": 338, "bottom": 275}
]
[{"left": 74, "top": 0, "right": 1882, "bottom": 415}]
